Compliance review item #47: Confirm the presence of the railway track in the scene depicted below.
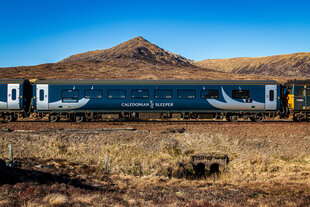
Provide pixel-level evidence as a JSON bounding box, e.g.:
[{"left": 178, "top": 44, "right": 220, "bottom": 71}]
[{"left": 0, "top": 119, "right": 309, "bottom": 132}]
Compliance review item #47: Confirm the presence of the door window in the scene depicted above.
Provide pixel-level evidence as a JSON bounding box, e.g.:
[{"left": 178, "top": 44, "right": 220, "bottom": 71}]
[
  {"left": 12, "top": 89, "right": 16, "bottom": 100},
  {"left": 269, "top": 90, "right": 274, "bottom": 101},
  {"left": 39, "top": 89, "right": 44, "bottom": 101}
]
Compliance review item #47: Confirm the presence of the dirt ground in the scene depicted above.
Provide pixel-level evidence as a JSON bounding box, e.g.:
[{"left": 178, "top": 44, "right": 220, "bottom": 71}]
[{"left": 0, "top": 121, "right": 310, "bottom": 206}]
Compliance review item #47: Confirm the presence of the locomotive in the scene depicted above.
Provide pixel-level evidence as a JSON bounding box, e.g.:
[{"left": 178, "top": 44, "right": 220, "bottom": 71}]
[{"left": 0, "top": 79, "right": 309, "bottom": 122}]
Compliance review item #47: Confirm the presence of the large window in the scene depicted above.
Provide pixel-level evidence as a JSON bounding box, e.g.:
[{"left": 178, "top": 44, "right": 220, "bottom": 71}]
[
  {"left": 154, "top": 89, "right": 172, "bottom": 99},
  {"left": 108, "top": 89, "right": 126, "bottom": 99},
  {"left": 232, "top": 90, "right": 250, "bottom": 99},
  {"left": 177, "top": 89, "right": 196, "bottom": 99},
  {"left": 84, "top": 89, "right": 103, "bottom": 99},
  {"left": 62, "top": 89, "right": 79, "bottom": 103},
  {"left": 201, "top": 90, "right": 219, "bottom": 99},
  {"left": 131, "top": 89, "right": 149, "bottom": 99},
  {"left": 298, "top": 88, "right": 305, "bottom": 96}
]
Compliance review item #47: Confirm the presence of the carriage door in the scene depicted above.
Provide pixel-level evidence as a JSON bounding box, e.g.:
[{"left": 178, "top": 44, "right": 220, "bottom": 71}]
[
  {"left": 265, "top": 85, "right": 277, "bottom": 110},
  {"left": 7, "top": 84, "right": 20, "bottom": 109},
  {"left": 36, "top": 84, "right": 49, "bottom": 110}
]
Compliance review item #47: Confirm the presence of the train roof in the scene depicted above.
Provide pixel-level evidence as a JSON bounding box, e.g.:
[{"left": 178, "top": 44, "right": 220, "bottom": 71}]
[
  {"left": 0, "top": 79, "right": 29, "bottom": 84},
  {"left": 284, "top": 79, "right": 310, "bottom": 85},
  {"left": 33, "top": 79, "right": 279, "bottom": 85}
]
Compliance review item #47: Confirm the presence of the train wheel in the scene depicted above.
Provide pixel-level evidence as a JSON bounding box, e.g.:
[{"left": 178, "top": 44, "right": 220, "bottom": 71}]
[
  {"left": 230, "top": 115, "right": 239, "bottom": 122},
  {"left": 3, "top": 113, "right": 13, "bottom": 123},
  {"left": 11, "top": 115, "right": 18, "bottom": 122},
  {"left": 251, "top": 114, "right": 263, "bottom": 122},
  {"left": 74, "top": 114, "right": 84, "bottom": 123},
  {"left": 49, "top": 114, "right": 58, "bottom": 122}
]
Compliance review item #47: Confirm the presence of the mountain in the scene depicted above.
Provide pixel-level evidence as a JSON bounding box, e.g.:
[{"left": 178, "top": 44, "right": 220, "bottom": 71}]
[
  {"left": 0, "top": 36, "right": 306, "bottom": 82},
  {"left": 194, "top": 52, "right": 310, "bottom": 77},
  {"left": 61, "top": 36, "right": 192, "bottom": 66}
]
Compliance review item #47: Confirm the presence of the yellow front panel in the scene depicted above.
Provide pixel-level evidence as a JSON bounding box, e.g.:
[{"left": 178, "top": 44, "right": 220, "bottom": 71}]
[{"left": 287, "top": 94, "right": 294, "bottom": 109}]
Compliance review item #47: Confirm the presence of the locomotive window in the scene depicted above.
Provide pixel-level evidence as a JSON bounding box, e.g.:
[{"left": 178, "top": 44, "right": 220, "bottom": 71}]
[
  {"left": 84, "top": 89, "right": 103, "bottom": 99},
  {"left": 269, "top": 90, "right": 274, "bottom": 101},
  {"left": 62, "top": 89, "right": 79, "bottom": 103},
  {"left": 154, "top": 89, "right": 172, "bottom": 99},
  {"left": 108, "top": 89, "right": 126, "bottom": 99},
  {"left": 298, "top": 88, "right": 305, "bottom": 96},
  {"left": 12, "top": 89, "right": 16, "bottom": 100},
  {"left": 232, "top": 90, "right": 250, "bottom": 99},
  {"left": 39, "top": 89, "right": 44, "bottom": 101},
  {"left": 131, "top": 89, "right": 149, "bottom": 99},
  {"left": 177, "top": 90, "right": 196, "bottom": 99},
  {"left": 201, "top": 90, "right": 219, "bottom": 99}
]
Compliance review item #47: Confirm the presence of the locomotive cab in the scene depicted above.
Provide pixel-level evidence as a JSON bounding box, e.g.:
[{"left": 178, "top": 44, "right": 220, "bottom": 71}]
[{"left": 284, "top": 80, "right": 310, "bottom": 121}]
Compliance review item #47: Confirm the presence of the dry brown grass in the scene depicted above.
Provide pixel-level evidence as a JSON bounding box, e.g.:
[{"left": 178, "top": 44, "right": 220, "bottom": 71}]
[
  {"left": 0, "top": 123, "right": 309, "bottom": 206},
  {"left": 195, "top": 52, "right": 310, "bottom": 77}
]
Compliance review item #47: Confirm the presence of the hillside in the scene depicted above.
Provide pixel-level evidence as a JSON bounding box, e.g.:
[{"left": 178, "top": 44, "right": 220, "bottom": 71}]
[
  {"left": 61, "top": 36, "right": 192, "bottom": 66},
  {"left": 0, "top": 36, "right": 307, "bottom": 82},
  {"left": 195, "top": 52, "right": 310, "bottom": 77},
  {"left": 0, "top": 36, "right": 282, "bottom": 81}
]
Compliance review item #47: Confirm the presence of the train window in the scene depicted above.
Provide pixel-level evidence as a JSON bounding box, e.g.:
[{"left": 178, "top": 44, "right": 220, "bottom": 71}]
[
  {"left": 154, "top": 89, "right": 172, "bottom": 99},
  {"left": 39, "top": 89, "right": 44, "bottom": 101},
  {"left": 178, "top": 90, "right": 196, "bottom": 99},
  {"left": 84, "top": 89, "right": 103, "bottom": 99},
  {"left": 269, "top": 90, "right": 274, "bottom": 101},
  {"left": 232, "top": 90, "right": 250, "bottom": 99},
  {"left": 108, "top": 89, "right": 126, "bottom": 99},
  {"left": 201, "top": 90, "right": 219, "bottom": 99},
  {"left": 298, "top": 88, "right": 305, "bottom": 96},
  {"left": 12, "top": 89, "right": 16, "bottom": 100},
  {"left": 61, "top": 89, "right": 79, "bottom": 103},
  {"left": 131, "top": 89, "right": 149, "bottom": 99}
]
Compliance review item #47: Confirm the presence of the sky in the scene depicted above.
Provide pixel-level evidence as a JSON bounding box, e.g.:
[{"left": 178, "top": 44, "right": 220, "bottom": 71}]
[{"left": 0, "top": 0, "right": 310, "bottom": 67}]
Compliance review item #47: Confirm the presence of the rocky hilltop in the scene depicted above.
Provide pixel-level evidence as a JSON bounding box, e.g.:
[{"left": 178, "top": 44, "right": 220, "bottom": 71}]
[
  {"left": 195, "top": 52, "right": 310, "bottom": 77},
  {"left": 61, "top": 36, "right": 192, "bottom": 67}
]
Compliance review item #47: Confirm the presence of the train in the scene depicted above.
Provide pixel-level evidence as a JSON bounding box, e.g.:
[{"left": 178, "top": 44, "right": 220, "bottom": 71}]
[{"left": 0, "top": 79, "right": 309, "bottom": 122}]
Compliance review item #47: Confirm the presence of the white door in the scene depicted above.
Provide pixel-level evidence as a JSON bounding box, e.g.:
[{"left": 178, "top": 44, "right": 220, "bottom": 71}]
[
  {"left": 36, "top": 84, "right": 49, "bottom": 110},
  {"left": 8, "top": 84, "right": 20, "bottom": 109},
  {"left": 265, "top": 85, "right": 277, "bottom": 110}
]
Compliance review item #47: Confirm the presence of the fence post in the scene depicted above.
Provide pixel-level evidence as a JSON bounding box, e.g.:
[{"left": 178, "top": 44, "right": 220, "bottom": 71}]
[
  {"left": 8, "top": 144, "right": 14, "bottom": 167},
  {"left": 105, "top": 154, "right": 109, "bottom": 173},
  {"left": 9, "top": 144, "right": 13, "bottom": 162}
]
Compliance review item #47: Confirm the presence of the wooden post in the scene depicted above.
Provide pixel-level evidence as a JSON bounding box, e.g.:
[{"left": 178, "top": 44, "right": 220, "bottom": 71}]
[
  {"left": 8, "top": 144, "right": 13, "bottom": 163},
  {"left": 139, "top": 163, "right": 142, "bottom": 177},
  {"left": 105, "top": 154, "right": 109, "bottom": 173}
]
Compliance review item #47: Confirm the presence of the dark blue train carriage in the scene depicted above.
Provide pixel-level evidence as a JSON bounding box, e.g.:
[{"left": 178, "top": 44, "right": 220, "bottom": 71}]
[
  {"left": 0, "top": 79, "right": 32, "bottom": 122},
  {"left": 32, "top": 79, "right": 280, "bottom": 122}
]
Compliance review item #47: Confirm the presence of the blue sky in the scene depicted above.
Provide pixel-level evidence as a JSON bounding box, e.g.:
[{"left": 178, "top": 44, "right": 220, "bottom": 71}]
[{"left": 0, "top": 0, "right": 310, "bottom": 67}]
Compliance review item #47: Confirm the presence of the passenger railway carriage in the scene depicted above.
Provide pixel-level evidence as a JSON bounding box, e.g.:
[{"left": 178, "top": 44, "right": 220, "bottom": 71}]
[
  {"left": 0, "top": 79, "right": 32, "bottom": 122},
  {"left": 32, "top": 79, "right": 281, "bottom": 122}
]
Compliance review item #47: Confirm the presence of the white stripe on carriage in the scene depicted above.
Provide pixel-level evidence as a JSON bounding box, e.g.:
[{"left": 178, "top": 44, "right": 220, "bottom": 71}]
[
  {"left": 207, "top": 87, "right": 265, "bottom": 110},
  {"left": 48, "top": 98, "right": 90, "bottom": 110}
]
